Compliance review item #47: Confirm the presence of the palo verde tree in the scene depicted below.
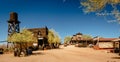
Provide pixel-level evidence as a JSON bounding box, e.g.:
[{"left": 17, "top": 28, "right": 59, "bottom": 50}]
[
  {"left": 48, "top": 29, "right": 55, "bottom": 44},
  {"left": 64, "top": 36, "right": 71, "bottom": 44},
  {"left": 82, "top": 34, "right": 92, "bottom": 39},
  {"left": 48, "top": 29, "right": 61, "bottom": 44},
  {"left": 7, "top": 29, "right": 37, "bottom": 49},
  {"left": 82, "top": 34, "right": 93, "bottom": 44},
  {"left": 81, "top": 0, "right": 120, "bottom": 23},
  {"left": 48, "top": 29, "right": 61, "bottom": 48}
]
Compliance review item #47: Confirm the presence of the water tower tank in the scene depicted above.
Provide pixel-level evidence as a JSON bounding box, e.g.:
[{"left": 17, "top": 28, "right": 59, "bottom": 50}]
[{"left": 9, "top": 12, "right": 18, "bottom": 21}]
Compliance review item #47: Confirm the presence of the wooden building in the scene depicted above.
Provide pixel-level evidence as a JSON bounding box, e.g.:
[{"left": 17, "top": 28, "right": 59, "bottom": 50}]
[
  {"left": 93, "top": 38, "right": 117, "bottom": 50},
  {"left": 70, "top": 33, "right": 82, "bottom": 44},
  {"left": 70, "top": 32, "right": 93, "bottom": 47},
  {"left": 112, "top": 38, "right": 120, "bottom": 55},
  {"left": 27, "top": 27, "right": 49, "bottom": 49}
]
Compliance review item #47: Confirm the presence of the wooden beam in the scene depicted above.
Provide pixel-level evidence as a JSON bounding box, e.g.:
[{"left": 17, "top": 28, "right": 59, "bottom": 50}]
[{"left": 119, "top": 41, "right": 120, "bottom": 56}]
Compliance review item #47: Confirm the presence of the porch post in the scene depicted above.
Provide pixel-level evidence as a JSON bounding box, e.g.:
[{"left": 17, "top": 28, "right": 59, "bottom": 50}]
[{"left": 119, "top": 41, "right": 120, "bottom": 56}]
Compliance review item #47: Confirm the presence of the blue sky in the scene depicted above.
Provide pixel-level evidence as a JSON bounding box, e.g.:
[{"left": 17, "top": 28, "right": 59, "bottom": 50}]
[{"left": 0, "top": 0, "right": 120, "bottom": 43}]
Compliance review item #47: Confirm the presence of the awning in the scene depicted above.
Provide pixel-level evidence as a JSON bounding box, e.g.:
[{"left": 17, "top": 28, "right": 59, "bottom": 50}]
[{"left": 112, "top": 38, "right": 120, "bottom": 42}]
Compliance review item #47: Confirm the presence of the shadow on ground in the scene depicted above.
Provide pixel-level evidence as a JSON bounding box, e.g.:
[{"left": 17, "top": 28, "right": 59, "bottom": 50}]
[
  {"left": 32, "top": 52, "right": 45, "bottom": 56},
  {"left": 111, "top": 57, "right": 120, "bottom": 59}
]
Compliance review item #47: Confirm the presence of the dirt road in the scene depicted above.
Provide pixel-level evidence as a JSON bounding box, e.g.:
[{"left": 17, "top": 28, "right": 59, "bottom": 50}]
[{"left": 0, "top": 45, "right": 120, "bottom": 62}]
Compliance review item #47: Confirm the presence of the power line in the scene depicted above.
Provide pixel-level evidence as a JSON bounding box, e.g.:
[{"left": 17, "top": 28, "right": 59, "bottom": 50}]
[{"left": 0, "top": 41, "right": 7, "bottom": 43}]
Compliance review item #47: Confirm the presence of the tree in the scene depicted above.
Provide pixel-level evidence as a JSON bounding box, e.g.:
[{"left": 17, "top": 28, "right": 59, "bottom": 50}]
[
  {"left": 7, "top": 29, "right": 37, "bottom": 51},
  {"left": 81, "top": 0, "right": 120, "bottom": 23},
  {"left": 54, "top": 35, "right": 61, "bottom": 44},
  {"left": 21, "top": 29, "right": 37, "bottom": 43},
  {"left": 7, "top": 29, "right": 37, "bottom": 56},
  {"left": 64, "top": 36, "right": 71, "bottom": 43},
  {"left": 82, "top": 34, "right": 92, "bottom": 39},
  {"left": 82, "top": 34, "right": 93, "bottom": 46},
  {"left": 48, "top": 29, "right": 61, "bottom": 48},
  {"left": 7, "top": 29, "right": 37, "bottom": 43},
  {"left": 48, "top": 29, "right": 61, "bottom": 44},
  {"left": 48, "top": 29, "right": 55, "bottom": 44}
]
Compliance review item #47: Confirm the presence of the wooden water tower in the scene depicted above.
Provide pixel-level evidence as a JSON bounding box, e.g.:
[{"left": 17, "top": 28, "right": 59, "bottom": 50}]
[{"left": 7, "top": 12, "right": 20, "bottom": 35}]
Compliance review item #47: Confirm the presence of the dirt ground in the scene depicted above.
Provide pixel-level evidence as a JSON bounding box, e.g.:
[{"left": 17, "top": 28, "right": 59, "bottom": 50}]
[{"left": 0, "top": 45, "right": 120, "bottom": 62}]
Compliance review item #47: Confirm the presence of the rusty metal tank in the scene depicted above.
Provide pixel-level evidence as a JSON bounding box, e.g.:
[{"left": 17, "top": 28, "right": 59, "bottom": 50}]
[{"left": 9, "top": 12, "right": 18, "bottom": 22}]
